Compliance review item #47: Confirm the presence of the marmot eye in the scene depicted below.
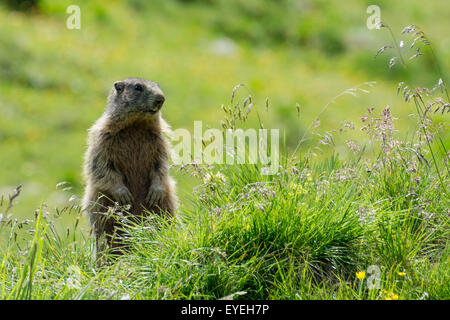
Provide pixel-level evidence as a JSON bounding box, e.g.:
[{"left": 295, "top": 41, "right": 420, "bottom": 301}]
[{"left": 134, "top": 84, "right": 143, "bottom": 92}]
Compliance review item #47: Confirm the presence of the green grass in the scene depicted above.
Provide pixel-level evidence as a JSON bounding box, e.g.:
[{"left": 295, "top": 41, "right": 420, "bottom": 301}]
[
  {"left": 0, "top": 0, "right": 449, "bottom": 300},
  {"left": 1, "top": 83, "right": 449, "bottom": 299},
  {"left": 1, "top": 145, "right": 448, "bottom": 299}
]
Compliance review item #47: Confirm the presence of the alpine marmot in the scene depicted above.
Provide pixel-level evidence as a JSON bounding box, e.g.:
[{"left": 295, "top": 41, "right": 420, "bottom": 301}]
[{"left": 82, "top": 77, "right": 177, "bottom": 256}]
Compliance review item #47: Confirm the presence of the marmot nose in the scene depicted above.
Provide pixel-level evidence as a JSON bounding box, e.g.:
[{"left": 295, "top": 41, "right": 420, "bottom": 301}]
[{"left": 153, "top": 94, "right": 165, "bottom": 110}]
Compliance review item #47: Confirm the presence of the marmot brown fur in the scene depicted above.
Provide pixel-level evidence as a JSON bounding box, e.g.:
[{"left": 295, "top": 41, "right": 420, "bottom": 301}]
[{"left": 82, "top": 77, "right": 177, "bottom": 256}]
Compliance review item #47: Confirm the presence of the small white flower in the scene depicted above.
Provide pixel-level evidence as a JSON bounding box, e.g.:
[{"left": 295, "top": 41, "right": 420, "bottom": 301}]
[
  {"left": 203, "top": 173, "right": 212, "bottom": 184},
  {"left": 215, "top": 172, "right": 226, "bottom": 182}
]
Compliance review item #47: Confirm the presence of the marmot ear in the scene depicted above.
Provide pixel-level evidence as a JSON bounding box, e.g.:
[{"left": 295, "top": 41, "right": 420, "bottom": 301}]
[{"left": 114, "top": 81, "right": 124, "bottom": 94}]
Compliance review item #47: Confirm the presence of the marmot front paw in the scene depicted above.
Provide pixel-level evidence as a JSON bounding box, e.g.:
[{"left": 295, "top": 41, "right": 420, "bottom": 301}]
[
  {"left": 145, "top": 185, "right": 164, "bottom": 205},
  {"left": 112, "top": 186, "right": 133, "bottom": 205}
]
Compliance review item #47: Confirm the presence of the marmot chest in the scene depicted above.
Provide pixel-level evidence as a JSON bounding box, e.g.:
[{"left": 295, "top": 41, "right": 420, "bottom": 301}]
[{"left": 110, "top": 125, "right": 161, "bottom": 192}]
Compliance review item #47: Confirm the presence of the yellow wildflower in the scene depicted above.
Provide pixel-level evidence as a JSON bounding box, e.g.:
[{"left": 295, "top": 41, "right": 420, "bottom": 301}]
[
  {"left": 385, "top": 292, "right": 399, "bottom": 300},
  {"left": 398, "top": 272, "right": 406, "bottom": 277},
  {"left": 356, "top": 271, "right": 366, "bottom": 280},
  {"left": 290, "top": 183, "right": 307, "bottom": 195}
]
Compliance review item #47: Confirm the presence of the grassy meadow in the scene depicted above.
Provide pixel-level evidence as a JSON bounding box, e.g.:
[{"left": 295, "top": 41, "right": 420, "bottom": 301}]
[{"left": 0, "top": 0, "right": 449, "bottom": 299}]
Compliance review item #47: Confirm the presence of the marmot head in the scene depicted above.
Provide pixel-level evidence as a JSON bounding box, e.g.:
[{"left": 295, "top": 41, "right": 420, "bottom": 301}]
[{"left": 106, "top": 78, "right": 165, "bottom": 118}]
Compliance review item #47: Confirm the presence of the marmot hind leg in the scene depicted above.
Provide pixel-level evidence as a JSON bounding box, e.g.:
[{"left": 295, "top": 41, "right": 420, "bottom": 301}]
[{"left": 85, "top": 194, "right": 128, "bottom": 262}]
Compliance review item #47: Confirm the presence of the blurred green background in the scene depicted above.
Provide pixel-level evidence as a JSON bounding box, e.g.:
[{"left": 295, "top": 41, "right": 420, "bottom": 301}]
[{"left": 0, "top": 0, "right": 449, "bottom": 222}]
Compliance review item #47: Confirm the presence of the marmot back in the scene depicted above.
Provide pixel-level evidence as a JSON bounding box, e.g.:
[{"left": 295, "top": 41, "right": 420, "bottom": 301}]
[{"left": 82, "top": 78, "right": 177, "bottom": 256}]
